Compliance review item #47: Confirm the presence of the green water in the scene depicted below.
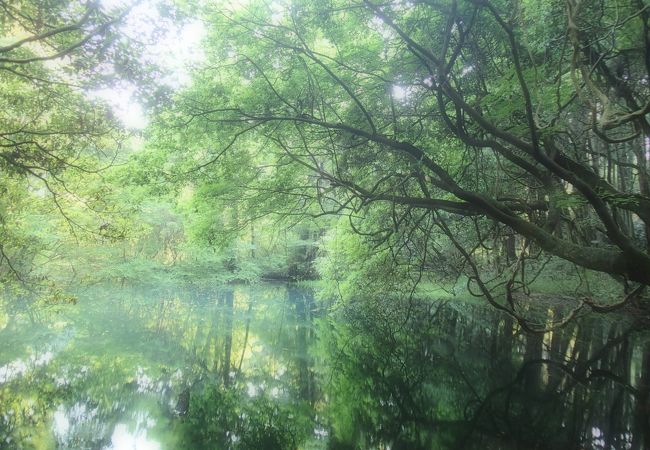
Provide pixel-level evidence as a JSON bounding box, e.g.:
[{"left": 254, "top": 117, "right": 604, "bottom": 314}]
[{"left": 0, "top": 283, "right": 648, "bottom": 449}]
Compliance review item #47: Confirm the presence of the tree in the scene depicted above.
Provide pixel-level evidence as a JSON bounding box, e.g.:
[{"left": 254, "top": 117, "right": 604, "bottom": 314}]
[
  {"left": 168, "top": 0, "right": 650, "bottom": 290},
  {"left": 0, "top": 1, "right": 125, "bottom": 279},
  {"left": 0, "top": 0, "right": 176, "bottom": 283},
  {"left": 0, "top": 0, "right": 136, "bottom": 179}
]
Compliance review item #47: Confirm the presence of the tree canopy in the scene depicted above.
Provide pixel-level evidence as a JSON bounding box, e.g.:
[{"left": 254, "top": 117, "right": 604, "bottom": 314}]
[
  {"left": 1, "top": 0, "right": 650, "bottom": 312},
  {"left": 163, "top": 0, "right": 649, "bottom": 285}
]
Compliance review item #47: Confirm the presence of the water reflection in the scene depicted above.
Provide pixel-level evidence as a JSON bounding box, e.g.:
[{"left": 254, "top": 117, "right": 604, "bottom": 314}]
[
  {"left": 0, "top": 283, "right": 321, "bottom": 449},
  {"left": 107, "top": 421, "right": 161, "bottom": 450},
  {"left": 322, "top": 297, "right": 650, "bottom": 449},
  {"left": 0, "top": 284, "right": 647, "bottom": 449}
]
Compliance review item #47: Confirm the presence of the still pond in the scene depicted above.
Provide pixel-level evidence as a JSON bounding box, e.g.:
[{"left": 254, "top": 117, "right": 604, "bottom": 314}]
[{"left": 0, "top": 283, "right": 648, "bottom": 449}]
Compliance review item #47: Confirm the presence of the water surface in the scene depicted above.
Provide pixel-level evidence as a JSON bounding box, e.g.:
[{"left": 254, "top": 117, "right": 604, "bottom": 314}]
[{"left": 0, "top": 283, "right": 648, "bottom": 449}]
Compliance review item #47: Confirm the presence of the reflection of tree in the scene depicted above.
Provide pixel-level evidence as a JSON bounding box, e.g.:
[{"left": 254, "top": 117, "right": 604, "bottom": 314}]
[
  {"left": 223, "top": 289, "right": 234, "bottom": 386},
  {"left": 462, "top": 325, "right": 646, "bottom": 449},
  {"left": 320, "top": 297, "right": 650, "bottom": 449},
  {"left": 182, "top": 384, "right": 311, "bottom": 449},
  {"left": 289, "top": 287, "right": 316, "bottom": 404},
  {"left": 633, "top": 347, "right": 650, "bottom": 450},
  {"left": 0, "top": 284, "right": 324, "bottom": 448},
  {"left": 176, "top": 285, "right": 320, "bottom": 448}
]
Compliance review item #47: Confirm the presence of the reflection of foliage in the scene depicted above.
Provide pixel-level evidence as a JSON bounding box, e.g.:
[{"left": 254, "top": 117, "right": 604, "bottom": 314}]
[
  {"left": 317, "top": 294, "right": 647, "bottom": 450},
  {"left": 0, "top": 380, "right": 57, "bottom": 447},
  {"left": 0, "top": 280, "right": 648, "bottom": 449},
  {"left": 0, "top": 351, "right": 152, "bottom": 448},
  {"left": 182, "top": 384, "right": 311, "bottom": 450},
  {"left": 0, "top": 283, "right": 320, "bottom": 448},
  {"left": 318, "top": 298, "right": 465, "bottom": 450}
]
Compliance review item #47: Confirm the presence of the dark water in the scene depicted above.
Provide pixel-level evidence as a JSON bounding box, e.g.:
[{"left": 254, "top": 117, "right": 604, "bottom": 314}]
[{"left": 0, "top": 283, "right": 648, "bottom": 449}]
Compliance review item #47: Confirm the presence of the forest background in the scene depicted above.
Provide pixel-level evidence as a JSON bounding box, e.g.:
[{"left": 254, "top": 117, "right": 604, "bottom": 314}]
[{"left": 1, "top": 0, "right": 649, "bottom": 325}]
